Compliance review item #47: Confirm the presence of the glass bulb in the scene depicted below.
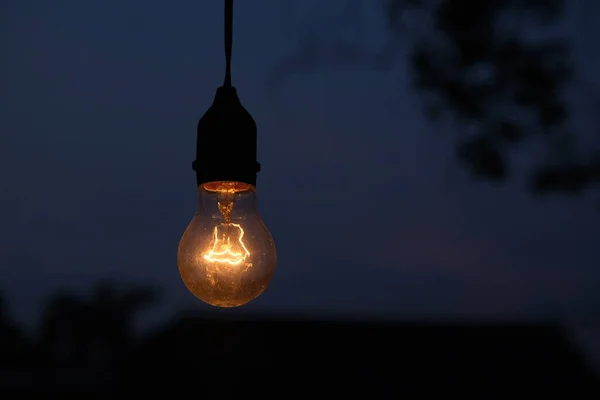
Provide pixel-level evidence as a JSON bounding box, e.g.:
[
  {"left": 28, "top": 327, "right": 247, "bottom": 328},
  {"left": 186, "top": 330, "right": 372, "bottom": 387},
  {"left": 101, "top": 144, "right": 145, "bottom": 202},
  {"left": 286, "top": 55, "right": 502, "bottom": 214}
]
[{"left": 177, "top": 181, "right": 276, "bottom": 307}]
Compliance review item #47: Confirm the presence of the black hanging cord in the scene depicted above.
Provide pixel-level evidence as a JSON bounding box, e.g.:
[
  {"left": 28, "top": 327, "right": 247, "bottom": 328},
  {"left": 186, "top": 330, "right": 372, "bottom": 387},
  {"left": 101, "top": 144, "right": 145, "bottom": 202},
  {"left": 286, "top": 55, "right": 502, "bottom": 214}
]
[{"left": 223, "top": 0, "right": 233, "bottom": 87}]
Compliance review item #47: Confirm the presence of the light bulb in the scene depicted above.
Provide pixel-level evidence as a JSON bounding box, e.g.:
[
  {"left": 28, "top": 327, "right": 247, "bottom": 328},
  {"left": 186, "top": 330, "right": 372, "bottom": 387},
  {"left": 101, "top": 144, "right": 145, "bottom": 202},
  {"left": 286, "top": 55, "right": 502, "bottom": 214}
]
[{"left": 177, "top": 181, "right": 276, "bottom": 308}]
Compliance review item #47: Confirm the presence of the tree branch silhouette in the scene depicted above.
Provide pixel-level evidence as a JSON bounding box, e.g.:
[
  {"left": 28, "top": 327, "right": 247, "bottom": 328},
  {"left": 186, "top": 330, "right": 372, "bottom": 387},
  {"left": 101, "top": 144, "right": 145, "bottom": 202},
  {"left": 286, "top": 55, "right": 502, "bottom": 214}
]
[{"left": 269, "top": 0, "right": 600, "bottom": 198}]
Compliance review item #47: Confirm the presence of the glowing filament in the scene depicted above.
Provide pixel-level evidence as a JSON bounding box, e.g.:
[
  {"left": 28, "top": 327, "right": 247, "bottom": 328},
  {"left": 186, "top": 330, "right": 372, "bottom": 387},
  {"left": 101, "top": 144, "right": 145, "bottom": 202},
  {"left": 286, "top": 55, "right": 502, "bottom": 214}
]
[{"left": 203, "top": 223, "right": 250, "bottom": 265}]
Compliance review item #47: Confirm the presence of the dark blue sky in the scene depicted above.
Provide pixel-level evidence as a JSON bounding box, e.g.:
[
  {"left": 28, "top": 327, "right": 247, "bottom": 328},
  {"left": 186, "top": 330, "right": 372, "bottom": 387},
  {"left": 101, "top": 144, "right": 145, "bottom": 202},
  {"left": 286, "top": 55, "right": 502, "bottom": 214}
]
[{"left": 1, "top": 0, "right": 599, "bottom": 365}]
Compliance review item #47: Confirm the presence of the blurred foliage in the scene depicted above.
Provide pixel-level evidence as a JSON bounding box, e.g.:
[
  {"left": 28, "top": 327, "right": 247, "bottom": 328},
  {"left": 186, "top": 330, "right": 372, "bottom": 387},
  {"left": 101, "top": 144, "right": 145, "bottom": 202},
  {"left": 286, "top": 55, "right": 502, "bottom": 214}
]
[
  {"left": 401, "top": 0, "right": 599, "bottom": 193},
  {"left": 0, "top": 284, "right": 599, "bottom": 394},
  {"left": 272, "top": 0, "right": 600, "bottom": 196},
  {"left": 36, "top": 281, "right": 159, "bottom": 367}
]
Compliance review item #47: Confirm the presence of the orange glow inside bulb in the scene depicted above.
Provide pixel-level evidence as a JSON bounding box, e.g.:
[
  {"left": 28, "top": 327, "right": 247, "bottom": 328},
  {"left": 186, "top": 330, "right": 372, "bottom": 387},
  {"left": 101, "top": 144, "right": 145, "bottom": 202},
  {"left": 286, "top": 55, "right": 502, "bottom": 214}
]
[
  {"left": 202, "top": 223, "right": 251, "bottom": 266},
  {"left": 200, "top": 181, "right": 253, "bottom": 268},
  {"left": 177, "top": 180, "right": 276, "bottom": 308}
]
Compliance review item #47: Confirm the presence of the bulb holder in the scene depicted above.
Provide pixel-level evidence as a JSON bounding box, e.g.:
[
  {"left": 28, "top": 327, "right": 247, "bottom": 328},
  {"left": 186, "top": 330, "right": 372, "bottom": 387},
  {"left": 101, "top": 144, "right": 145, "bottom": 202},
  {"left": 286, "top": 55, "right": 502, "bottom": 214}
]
[{"left": 192, "top": 86, "right": 261, "bottom": 187}]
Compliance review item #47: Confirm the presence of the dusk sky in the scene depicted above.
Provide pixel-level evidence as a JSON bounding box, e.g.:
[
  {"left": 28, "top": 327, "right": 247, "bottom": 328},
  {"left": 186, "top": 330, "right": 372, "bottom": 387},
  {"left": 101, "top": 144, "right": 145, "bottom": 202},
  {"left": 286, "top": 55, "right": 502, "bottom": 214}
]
[{"left": 2, "top": 0, "right": 599, "bottom": 366}]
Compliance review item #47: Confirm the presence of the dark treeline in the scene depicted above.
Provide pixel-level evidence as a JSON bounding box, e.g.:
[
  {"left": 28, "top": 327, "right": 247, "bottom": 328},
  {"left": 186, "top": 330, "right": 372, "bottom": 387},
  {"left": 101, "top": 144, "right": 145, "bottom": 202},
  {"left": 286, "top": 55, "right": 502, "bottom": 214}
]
[{"left": 0, "top": 282, "right": 599, "bottom": 396}]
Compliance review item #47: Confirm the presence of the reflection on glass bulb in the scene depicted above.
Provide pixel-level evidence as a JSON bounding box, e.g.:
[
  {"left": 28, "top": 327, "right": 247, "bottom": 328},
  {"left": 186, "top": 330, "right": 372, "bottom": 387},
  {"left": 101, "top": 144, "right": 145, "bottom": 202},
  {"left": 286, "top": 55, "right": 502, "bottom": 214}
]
[{"left": 177, "top": 181, "right": 276, "bottom": 308}]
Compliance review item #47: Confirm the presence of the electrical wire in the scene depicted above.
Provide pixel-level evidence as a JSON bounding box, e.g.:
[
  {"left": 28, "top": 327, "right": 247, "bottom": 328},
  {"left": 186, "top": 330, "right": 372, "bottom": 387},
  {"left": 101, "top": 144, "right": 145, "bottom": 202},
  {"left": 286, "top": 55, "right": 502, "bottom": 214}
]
[{"left": 224, "top": 0, "right": 233, "bottom": 87}]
